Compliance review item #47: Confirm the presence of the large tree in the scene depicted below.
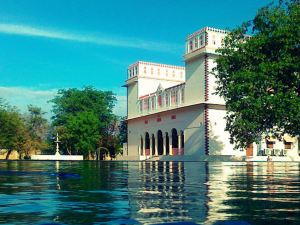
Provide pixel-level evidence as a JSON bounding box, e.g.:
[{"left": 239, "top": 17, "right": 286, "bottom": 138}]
[
  {"left": 0, "top": 99, "right": 27, "bottom": 158},
  {"left": 214, "top": 0, "right": 300, "bottom": 149},
  {"left": 51, "top": 86, "right": 116, "bottom": 158},
  {"left": 23, "top": 105, "right": 49, "bottom": 158}
]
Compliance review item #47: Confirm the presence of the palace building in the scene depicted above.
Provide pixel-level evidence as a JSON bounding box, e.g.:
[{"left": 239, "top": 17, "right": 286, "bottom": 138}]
[{"left": 122, "top": 27, "right": 299, "bottom": 161}]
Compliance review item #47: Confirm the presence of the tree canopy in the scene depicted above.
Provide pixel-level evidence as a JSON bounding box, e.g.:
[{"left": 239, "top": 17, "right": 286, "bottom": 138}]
[
  {"left": 51, "top": 86, "right": 117, "bottom": 158},
  {"left": 214, "top": 0, "right": 300, "bottom": 148},
  {"left": 0, "top": 99, "right": 49, "bottom": 158}
]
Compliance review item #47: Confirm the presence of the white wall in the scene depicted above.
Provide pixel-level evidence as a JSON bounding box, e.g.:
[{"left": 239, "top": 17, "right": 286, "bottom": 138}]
[
  {"left": 208, "top": 108, "right": 239, "bottom": 156},
  {"left": 127, "top": 105, "right": 206, "bottom": 157},
  {"left": 184, "top": 57, "right": 205, "bottom": 105},
  {"left": 207, "top": 57, "right": 225, "bottom": 104}
]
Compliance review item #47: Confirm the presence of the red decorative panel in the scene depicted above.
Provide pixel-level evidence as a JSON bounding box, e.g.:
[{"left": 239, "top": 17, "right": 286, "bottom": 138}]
[
  {"left": 172, "top": 148, "right": 178, "bottom": 156},
  {"left": 145, "top": 149, "right": 150, "bottom": 156},
  {"left": 144, "top": 120, "right": 148, "bottom": 124},
  {"left": 171, "top": 115, "right": 176, "bottom": 120},
  {"left": 156, "top": 117, "right": 162, "bottom": 122}
]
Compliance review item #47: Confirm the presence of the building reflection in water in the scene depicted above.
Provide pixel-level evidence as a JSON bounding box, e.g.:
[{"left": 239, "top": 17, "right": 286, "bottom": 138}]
[
  {"left": 0, "top": 161, "right": 299, "bottom": 225},
  {"left": 205, "top": 162, "right": 300, "bottom": 225},
  {"left": 127, "top": 161, "right": 300, "bottom": 225},
  {"left": 128, "top": 161, "right": 209, "bottom": 224}
]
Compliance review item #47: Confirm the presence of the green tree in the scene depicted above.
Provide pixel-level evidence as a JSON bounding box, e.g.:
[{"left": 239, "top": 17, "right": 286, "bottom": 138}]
[
  {"left": 214, "top": 0, "right": 300, "bottom": 149},
  {"left": 23, "top": 105, "right": 49, "bottom": 158},
  {"left": 51, "top": 87, "right": 116, "bottom": 158},
  {"left": 0, "top": 99, "right": 27, "bottom": 158},
  {"left": 118, "top": 116, "right": 127, "bottom": 145}
]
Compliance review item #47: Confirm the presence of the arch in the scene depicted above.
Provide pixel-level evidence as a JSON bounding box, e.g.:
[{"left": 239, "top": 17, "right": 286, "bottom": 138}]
[
  {"left": 157, "top": 130, "right": 163, "bottom": 155},
  {"left": 145, "top": 132, "right": 150, "bottom": 156},
  {"left": 165, "top": 132, "right": 170, "bottom": 155},
  {"left": 140, "top": 136, "right": 144, "bottom": 156},
  {"left": 151, "top": 134, "right": 156, "bottom": 155},
  {"left": 171, "top": 128, "right": 178, "bottom": 155}
]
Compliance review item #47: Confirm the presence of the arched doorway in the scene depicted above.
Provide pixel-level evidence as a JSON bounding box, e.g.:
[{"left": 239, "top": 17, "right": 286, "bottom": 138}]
[
  {"left": 145, "top": 132, "right": 150, "bottom": 156},
  {"left": 180, "top": 130, "right": 184, "bottom": 155},
  {"left": 157, "top": 130, "right": 163, "bottom": 155},
  {"left": 140, "top": 136, "right": 144, "bottom": 156},
  {"left": 152, "top": 134, "right": 156, "bottom": 155},
  {"left": 171, "top": 128, "right": 178, "bottom": 155},
  {"left": 165, "top": 132, "right": 170, "bottom": 155}
]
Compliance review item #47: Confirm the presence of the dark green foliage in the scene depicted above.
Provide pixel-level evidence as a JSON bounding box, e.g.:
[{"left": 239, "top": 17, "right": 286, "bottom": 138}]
[
  {"left": 118, "top": 116, "right": 127, "bottom": 145},
  {"left": 0, "top": 99, "right": 27, "bottom": 156},
  {"left": 0, "top": 99, "right": 49, "bottom": 158},
  {"left": 214, "top": 0, "right": 300, "bottom": 148},
  {"left": 51, "top": 86, "right": 117, "bottom": 158}
]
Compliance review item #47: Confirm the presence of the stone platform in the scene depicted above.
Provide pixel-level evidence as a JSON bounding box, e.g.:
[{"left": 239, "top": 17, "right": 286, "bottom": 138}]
[{"left": 31, "top": 154, "right": 83, "bottom": 161}]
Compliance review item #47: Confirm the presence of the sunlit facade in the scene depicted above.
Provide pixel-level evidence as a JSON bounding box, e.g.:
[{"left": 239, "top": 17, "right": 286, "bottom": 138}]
[{"left": 123, "top": 27, "right": 299, "bottom": 161}]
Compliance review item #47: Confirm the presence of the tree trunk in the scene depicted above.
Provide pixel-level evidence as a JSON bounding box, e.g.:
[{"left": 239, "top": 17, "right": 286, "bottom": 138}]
[{"left": 5, "top": 149, "right": 12, "bottom": 160}]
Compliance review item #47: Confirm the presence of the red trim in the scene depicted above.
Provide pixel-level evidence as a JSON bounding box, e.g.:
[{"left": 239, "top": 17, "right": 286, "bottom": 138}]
[
  {"left": 204, "top": 54, "right": 209, "bottom": 101},
  {"left": 204, "top": 105, "right": 209, "bottom": 155}
]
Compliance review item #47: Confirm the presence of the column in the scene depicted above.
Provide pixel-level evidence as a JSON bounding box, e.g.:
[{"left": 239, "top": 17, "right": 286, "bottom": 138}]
[
  {"left": 169, "top": 134, "right": 173, "bottom": 156},
  {"left": 178, "top": 134, "right": 182, "bottom": 155},
  {"left": 163, "top": 135, "right": 166, "bottom": 155},
  {"left": 155, "top": 133, "right": 158, "bottom": 156},
  {"left": 150, "top": 136, "right": 153, "bottom": 156}
]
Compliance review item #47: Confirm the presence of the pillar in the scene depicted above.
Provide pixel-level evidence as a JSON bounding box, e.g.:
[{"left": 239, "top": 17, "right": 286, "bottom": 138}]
[
  {"left": 169, "top": 134, "right": 173, "bottom": 156},
  {"left": 150, "top": 136, "right": 153, "bottom": 156},
  {"left": 155, "top": 133, "right": 159, "bottom": 156},
  {"left": 163, "top": 135, "right": 166, "bottom": 155},
  {"left": 178, "top": 134, "right": 182, "bottom": 155}
]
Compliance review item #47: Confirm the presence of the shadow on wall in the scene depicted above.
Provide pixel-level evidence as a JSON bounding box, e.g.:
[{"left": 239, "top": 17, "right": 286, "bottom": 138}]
[
  {"left": 208, "top": 122, "right": 225, "bottom": 155},
  {"left": 184, "top": 124, "right": 205, "bottom": 157}
]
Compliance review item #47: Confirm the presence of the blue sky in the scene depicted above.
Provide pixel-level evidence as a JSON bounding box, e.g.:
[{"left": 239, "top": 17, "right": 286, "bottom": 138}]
[{"left": 0, "top": 0, "right": 272, "bottom": 118}]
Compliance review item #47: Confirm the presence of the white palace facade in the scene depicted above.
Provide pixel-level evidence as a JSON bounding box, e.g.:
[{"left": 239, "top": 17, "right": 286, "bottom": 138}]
[{"left": 122, "top": 27, "right": 299, "bottom": 161}]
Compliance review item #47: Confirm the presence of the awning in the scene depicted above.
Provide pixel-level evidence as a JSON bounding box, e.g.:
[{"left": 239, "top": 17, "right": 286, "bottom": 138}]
[
  {"left": 283, "top": 135, "right": 295, "bottom": 143},
  {"left": 266, "top": 136, "right": 276, "bottom": 142}
]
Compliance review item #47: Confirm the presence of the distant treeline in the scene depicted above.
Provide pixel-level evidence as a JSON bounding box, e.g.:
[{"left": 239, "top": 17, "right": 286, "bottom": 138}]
[{"left": 0, "top": 86, "right": 127, "bottom": 160}]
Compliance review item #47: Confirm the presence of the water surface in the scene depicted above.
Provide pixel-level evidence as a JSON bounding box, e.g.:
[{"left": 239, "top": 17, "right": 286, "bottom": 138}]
[{"left": 0, "top": 161, "right": 299, "bottom": 225}]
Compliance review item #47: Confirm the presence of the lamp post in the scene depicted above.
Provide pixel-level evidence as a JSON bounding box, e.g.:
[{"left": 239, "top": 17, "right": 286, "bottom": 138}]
[{"left": 54, "top": 133, "right": 61, "bottom": 156}]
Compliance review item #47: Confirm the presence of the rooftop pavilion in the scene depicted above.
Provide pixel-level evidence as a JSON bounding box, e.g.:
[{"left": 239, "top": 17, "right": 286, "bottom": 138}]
[
  {"left": 185, "top": 26, "right": 228, "bottom": 57},
  {"left": 126, "top": 61, "right": 185, "bottom": 83}
]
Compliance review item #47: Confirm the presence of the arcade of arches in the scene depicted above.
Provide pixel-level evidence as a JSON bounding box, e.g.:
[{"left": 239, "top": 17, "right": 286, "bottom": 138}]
[{"left": 140, "top": 128, "right": 184, "bottom": 156}]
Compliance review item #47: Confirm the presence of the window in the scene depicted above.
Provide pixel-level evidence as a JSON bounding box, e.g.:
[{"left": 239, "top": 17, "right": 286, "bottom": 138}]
[
  {"left": 165, "top": 93, "right": 169, "bottom": 106},
  {"left": 151, "top": 96, "right": 156, "bottom": 110},
  {"left": 171, "top": 90, "right": 177, "bottom": 105},
  {"left": 284, "top": 141, "right": 292, "bottom": 149},
  {"left": 266, "top": 140, "right": 274, "bottom": 149},
  {"left": 189, "top": 40, "right": 193, "bottom": 51},
  {"left": 181, "top": 88, "right": 185, "bottom": 103},
  {"left": 175, "top": 90, "right": 178, "bottom": 104},
  {"left": 157, "top": 95, "right": 162, "bottom": 107},
  {"left": 143, "top": 99, "right": 149, "bottom": 111},
  {"left": 194, "top": 36, "right": 198, "bottom": 48},
  {"left": 200, "top": 35, "right": 203, "bottom": 46}
]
